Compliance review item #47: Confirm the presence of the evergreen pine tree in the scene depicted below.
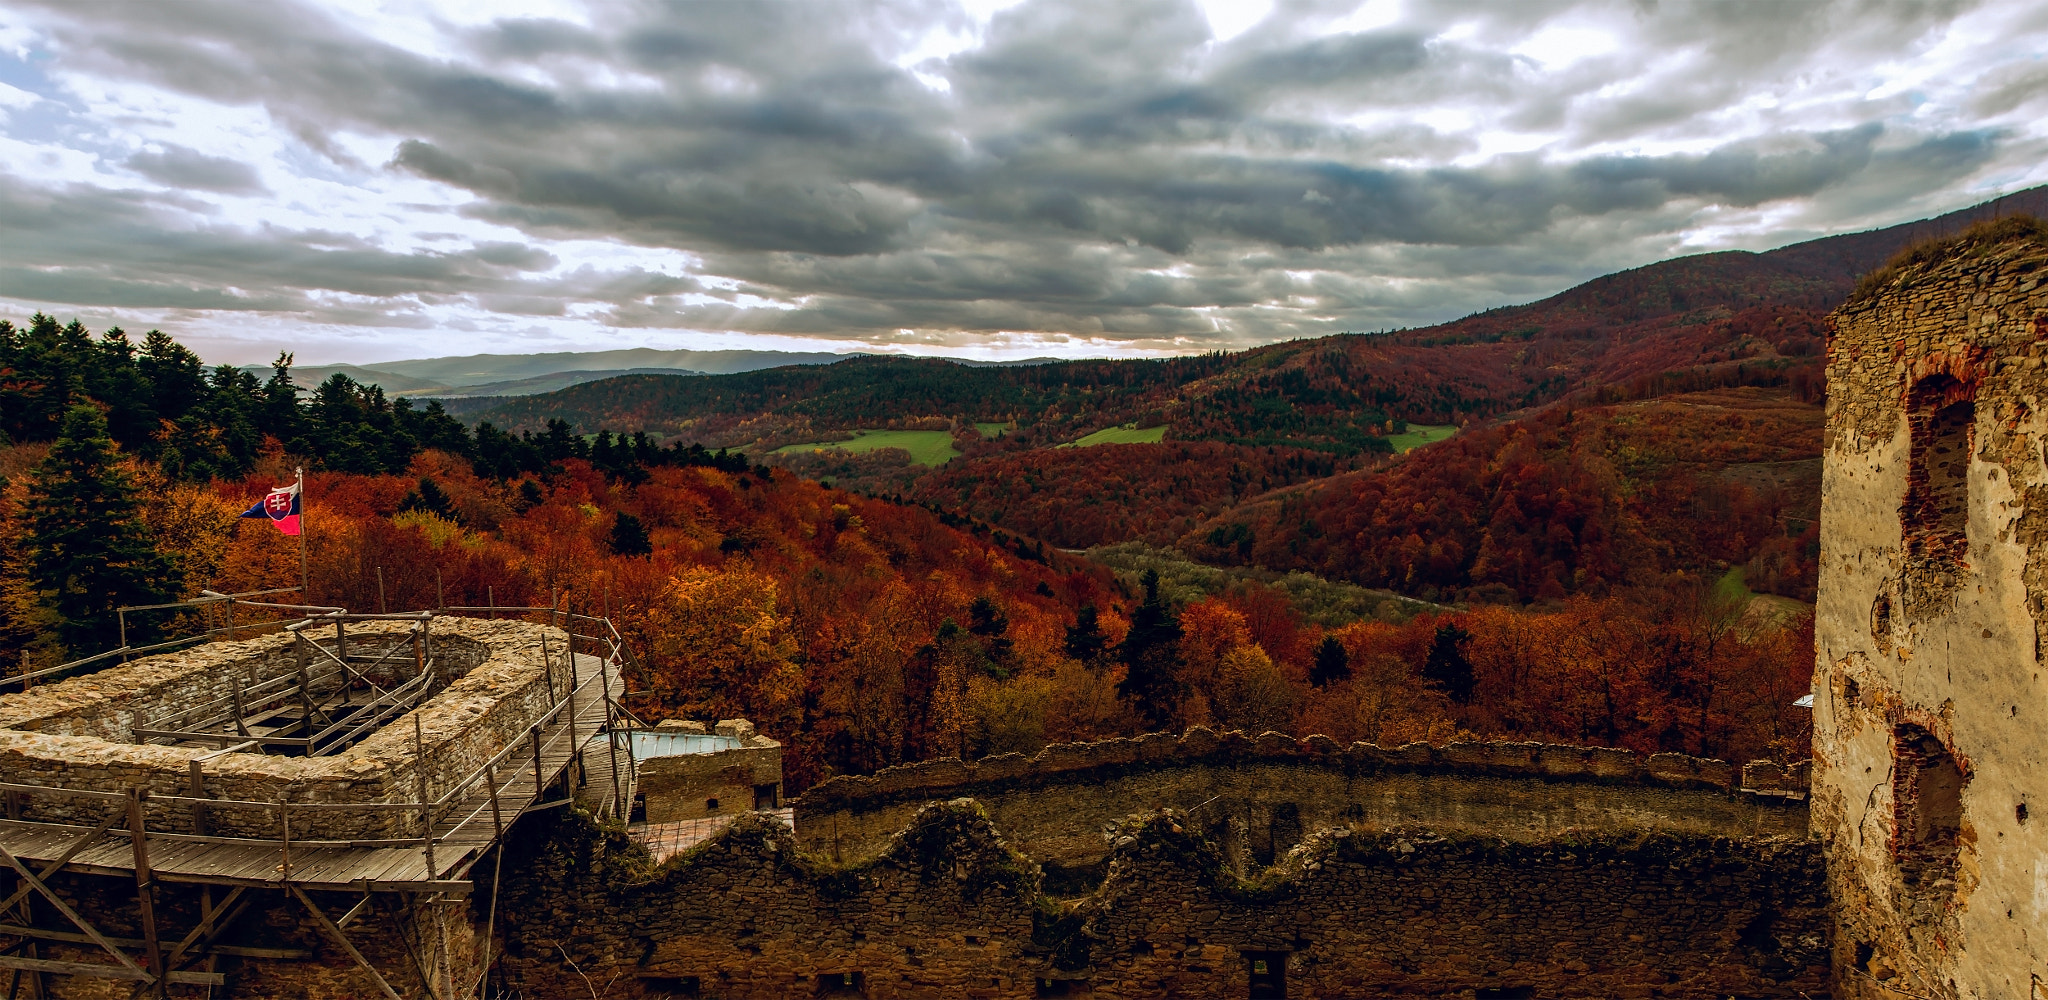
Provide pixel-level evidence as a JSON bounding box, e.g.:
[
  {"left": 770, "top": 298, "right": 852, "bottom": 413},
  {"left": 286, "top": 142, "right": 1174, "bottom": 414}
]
[
  {"left": 1116, "top": 569, "right": 1184, "bottom": 729},
  {"left": 1422, "top": 623, "right": 1475, "bottom": 703},
  {"left": 1063, "top": 604, "right": 1107, "bottom": 663},
  {"left": 23, "top": 405, "right": 178, "bottom": 654},
  {"left": 609, "top": 511, "right": 653, "bottom": 557},
  {"left": 1309, "top": 635, "right": 1351, "bottom": 687},
  {"left": 399, "top": 477, "right": 458, "bottom": 521}
]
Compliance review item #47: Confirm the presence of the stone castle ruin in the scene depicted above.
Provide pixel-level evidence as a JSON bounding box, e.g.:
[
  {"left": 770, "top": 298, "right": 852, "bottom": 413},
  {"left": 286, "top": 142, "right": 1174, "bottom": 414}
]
[
  {"left": 0, "top": 224, "right": 2043, "bottom": 998},
  {"left": 1815, "top": 219, "right": 2048, "bottom": 1000}
]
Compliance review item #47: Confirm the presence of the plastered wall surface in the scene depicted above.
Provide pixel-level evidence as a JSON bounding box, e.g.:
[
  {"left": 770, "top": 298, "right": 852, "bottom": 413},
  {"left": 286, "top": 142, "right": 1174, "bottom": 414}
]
[
  {"left": 637, "top": 737, "right": 784, "bottom": 822},
  {"left": 1815, "top": 233, "right": 2048, "bottom": 999}
]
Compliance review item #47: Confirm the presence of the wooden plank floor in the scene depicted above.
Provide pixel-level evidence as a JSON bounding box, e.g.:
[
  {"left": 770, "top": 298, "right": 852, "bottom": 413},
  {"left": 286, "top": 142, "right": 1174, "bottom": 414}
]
[{"left": 0, "top": 654, "right": 619, "bottom": 891}]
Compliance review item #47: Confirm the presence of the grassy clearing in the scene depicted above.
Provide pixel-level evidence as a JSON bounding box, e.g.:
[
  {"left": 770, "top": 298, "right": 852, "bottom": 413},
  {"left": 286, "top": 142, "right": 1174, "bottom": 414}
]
[
  {"left": 1086, "top": 542, "right": 1445, "bottom": 626},
  {"left": 1713, "top": 566, "right": 1811, "bottom": 632},
  {"left": 1384, "top": 423, "right": 1458, "bottom": 453},
  {"left": 774, "top": 429, "right": 961, "bottom": 467},
  {"left": 1061, "top": 424, "right": 1167, "bottom": 448},
  {"left": 973, "top": 421, "right": 1009, "bottom": 439}
]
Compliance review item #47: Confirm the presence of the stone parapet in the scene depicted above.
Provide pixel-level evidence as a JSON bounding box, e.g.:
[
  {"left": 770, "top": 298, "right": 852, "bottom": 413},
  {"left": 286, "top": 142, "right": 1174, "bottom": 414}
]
[
  {"left": 794, "top": 729, "right": 1811, "bottom": 882},
  {"left": 799, "top": 729, "right": 1805, "bottom": 811}
]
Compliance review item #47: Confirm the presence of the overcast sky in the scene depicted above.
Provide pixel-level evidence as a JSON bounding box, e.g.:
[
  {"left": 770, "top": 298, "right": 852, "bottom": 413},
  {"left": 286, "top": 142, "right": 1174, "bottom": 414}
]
[{"left": 0, "top": 0, "right": 2042, "bottom": 366}]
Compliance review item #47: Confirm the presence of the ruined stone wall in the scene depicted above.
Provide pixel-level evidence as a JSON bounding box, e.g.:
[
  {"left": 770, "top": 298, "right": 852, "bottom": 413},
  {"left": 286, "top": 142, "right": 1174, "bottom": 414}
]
[
  {"left": 797, "top": 728, "right": 1809, "bottom": 885},
  {"left": 0, "top": 618, "right": 575, "bottom": 840},
  {"left": 488, "top": 801, "right": 1828, "bottom": 999},
  {"left": 1817, "top": 228, "right": 2048, "bottom": 1000}
]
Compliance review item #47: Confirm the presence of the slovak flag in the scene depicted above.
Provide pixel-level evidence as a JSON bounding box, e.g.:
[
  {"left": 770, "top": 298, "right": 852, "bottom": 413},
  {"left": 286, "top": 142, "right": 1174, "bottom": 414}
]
[{"left": 239, "top": 482, "right": 302, "bottom": 536}]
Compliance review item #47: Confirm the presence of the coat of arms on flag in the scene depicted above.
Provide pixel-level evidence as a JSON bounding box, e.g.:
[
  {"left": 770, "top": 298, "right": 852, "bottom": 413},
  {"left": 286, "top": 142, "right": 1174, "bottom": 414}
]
[{"left": 239, "top": 481, "right": 302, "bottom": 536}]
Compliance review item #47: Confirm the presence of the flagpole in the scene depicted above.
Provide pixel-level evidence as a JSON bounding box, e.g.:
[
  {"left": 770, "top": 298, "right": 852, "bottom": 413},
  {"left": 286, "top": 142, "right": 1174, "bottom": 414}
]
[{"left": 297, "top": 467, "right": 309, "bottom": 598}]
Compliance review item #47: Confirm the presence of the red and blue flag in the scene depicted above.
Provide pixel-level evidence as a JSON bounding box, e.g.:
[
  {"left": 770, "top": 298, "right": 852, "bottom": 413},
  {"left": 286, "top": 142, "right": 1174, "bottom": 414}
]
[{"left": 239, "top": 482, "right": 302, "bottom": 536}]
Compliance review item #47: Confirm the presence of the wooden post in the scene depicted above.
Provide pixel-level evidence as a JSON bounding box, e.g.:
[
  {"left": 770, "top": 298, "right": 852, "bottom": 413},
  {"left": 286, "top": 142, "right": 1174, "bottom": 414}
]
[
  {"left": 486, "top": 586, "right": 494, "bottom": 619},
  {"left": 481, "top": 759, "right": 504, "bottom": 1000},
  {"left": 296, "top": 630, "right": 317, "bottom": 729},
  {"left": 119, "top": 610, "right": 129, "bottom": 664},
  {"left": 124, "top": 789, "right": 166, "bottom": 997},
  {"left": 296, "top": 467, "right": 309, "bottom": 599},
  {"left": 187, "top": 760, "right": 209, "bottom": 837},
  {"left": 414, "top": 626, "right": 426, "bottom": 688},
  {"left": 279, "top": 796, "right": 291, "bottom": 878},
  {"left": 224, "top": 596, "right": 235, "bottom": 643},
  {"left": 413, "top": 716, "right": 438, "bottom": 878},
  {"left": 565, "top": 656, "right": 580, "bottom": 791},
  {"left": 539, "top": 632, "right": 556, "bottom": 703},
  {"left": 435, "top": 569, "right": 444, "bottom": 612},
  {"left": 18, "top": 651, "right": 29, "bottom": 692},
  {"left": 530, "top": 728, "right": 544, "bottom": 801},
  {"left": 230, "top": 683, "right": 251, "bottom": 739},
  {"left": 16, "top": 859, "right": 39, "bottom": 999},
  {"left": 600, "top": 662, "right": 622, "bottom": 818},
  {"left": 376, "top": 566, "right": 386, "bottom": 614}
]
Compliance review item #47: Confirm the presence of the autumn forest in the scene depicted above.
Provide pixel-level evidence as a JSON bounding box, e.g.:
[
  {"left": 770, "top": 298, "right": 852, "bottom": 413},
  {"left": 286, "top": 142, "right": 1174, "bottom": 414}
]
[{"left": 14, "top": 193, "right": 2035, "bottom": 793}]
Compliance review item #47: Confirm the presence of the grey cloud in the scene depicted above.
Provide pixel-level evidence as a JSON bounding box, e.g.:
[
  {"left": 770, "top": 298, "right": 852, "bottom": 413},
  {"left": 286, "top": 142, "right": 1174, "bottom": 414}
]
[
  {"left": 1, "top": 0, "right": 2034, "bottom": 354},
  {"left": 125, "top": 143, "right": 268, "bottom": 194}
]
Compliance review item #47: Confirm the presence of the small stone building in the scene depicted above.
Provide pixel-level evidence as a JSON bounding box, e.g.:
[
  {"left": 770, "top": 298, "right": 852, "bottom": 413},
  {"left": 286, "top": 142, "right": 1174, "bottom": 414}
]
[
  {"left": 633, "top": 718, "right": 783, "bottom": 822},
  {"left": 1815, "top": 220, "right": 2048, "bottom": 999}
]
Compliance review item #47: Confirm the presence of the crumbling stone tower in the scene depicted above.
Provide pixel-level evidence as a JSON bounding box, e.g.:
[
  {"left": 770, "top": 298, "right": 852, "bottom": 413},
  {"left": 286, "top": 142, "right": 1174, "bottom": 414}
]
[{"left": 1816, "top": 220, "right": 2048, "bottom": 1000}]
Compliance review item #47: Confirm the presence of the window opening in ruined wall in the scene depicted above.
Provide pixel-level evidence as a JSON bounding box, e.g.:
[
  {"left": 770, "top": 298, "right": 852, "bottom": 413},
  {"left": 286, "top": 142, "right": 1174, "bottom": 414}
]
[
  {"left": 1245, "top": 951, "right": 1287, "bottom": 999},
  {"left": 1891, "top": 725, "right": 1966, "bottom": 889},
  {"left": 1902, "top": 374, "right": 1975, "bottom": 570}
]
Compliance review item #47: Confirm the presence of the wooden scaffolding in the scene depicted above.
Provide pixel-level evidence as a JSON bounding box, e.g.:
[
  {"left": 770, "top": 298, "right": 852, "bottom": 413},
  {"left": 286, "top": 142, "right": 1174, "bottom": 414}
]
[{"left": 0, "top": 608, "right": 649, "bottom": 999}]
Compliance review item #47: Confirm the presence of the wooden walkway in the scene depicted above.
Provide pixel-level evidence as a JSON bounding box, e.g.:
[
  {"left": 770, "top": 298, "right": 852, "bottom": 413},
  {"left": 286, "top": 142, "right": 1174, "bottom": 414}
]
[{"left": 0, "top": 653, "right": 619, "bottom": 893}]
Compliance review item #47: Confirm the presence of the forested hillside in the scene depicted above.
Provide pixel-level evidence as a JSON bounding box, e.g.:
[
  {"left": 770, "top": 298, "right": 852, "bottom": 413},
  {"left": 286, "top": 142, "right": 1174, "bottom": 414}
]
[
  {"left": 8, "top": 194, "right": 2035, "bottom": 785},
  {"left": 0, "top": 313, "right": 1820, "bottom": 780}
]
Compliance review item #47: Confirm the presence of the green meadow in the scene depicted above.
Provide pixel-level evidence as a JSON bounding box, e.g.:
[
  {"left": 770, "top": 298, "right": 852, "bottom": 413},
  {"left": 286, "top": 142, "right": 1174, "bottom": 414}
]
[
  {"left": 1062, "top": 424, "right": 1167, "bottom": 448},
  {"left": 1384, "top": 423, "right": 1458, "bottom": 452},
  {"left": 773, "top": 429, "right": 962, "bottom": 467}
]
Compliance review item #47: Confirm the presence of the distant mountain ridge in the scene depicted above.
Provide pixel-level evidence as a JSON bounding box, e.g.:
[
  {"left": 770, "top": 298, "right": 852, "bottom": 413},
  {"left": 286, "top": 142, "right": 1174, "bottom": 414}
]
[
  {"left": 450, "top": 185, "right": 2048, "bottom": 446},
  {"left": 260, "top": 348, "right": 1068, "bottom": 398}
]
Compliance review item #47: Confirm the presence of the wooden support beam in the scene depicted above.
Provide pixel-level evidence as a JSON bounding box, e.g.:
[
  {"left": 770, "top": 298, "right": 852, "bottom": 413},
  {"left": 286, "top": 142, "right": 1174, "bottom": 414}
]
[
  {"left": 0, "top": 955, "right": 221, "bottom": 986},
  {"left": 0, "top": 919, "right": 305, "bottom": 961},
  {"left": 0, "top": 808, "right": 124, "bottom": 917},
  {"left": 290, "top": 886, "right": 405, "bottom": 1000},
  {"left": 335, "top": 892, "right": 373, "bottom": 930},
  {"left": 123, "top": 789, "right": 166, "bottom": 998},
  {"left": 162, "top": 885, "right": 250, "bottom": 969},
  {"left": 0, "top": 841, "right": 149, "bottom": 980}
]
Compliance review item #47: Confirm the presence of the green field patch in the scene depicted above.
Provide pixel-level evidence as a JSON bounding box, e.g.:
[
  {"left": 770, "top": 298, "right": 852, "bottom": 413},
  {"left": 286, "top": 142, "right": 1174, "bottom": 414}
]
[
  {"left": 1713, "top": 566, "right": 1811, "bottom": 633},
  {"left": 1061, "top": 424, "right": 1167, "bottom": 448},
  {"left": 1384, "top": 423, "right": 1458, "bottom": 453},
  {"left": 973, "top": 421, "right": 1009, "bottom": 439},
  {"left": 774, "top": 429, "right": 961, "bottom": 467}
]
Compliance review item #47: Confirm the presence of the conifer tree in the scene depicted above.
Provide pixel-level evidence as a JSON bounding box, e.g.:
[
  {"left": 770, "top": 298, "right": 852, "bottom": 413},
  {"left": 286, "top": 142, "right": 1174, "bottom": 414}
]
[
  {"left": 1422, "top": 623, "right": 1475, "bottom": 703},
  {"left": 609, "top": 511, "right": 653, "bottom": 557},
  {"left": 1116, "top": 569, "right": 1184, "bottom": 729},
  {"left": 23, "top": 405, "right": 178, "bottom": 654},
  {"left": 1309, "top": 634, "right": 1351, "bottom": 687},
  {"left": 1064, "top": 604, "right": 1107, "bottom": 664}
]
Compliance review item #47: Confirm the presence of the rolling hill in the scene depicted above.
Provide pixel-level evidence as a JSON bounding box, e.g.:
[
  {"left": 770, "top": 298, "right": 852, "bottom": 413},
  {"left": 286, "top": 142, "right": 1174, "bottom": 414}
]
[{"left": 442, "top": 187, "right": 2044, "bottom": 601}]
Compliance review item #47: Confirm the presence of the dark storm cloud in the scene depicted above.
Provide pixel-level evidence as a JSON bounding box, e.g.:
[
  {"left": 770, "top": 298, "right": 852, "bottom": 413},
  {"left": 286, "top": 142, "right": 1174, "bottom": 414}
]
[
  {"left": 0, "top": 0, "right": 2033, "bottom": 352},
  {"left": 125, "top": 144, "right": 268, "bottom": 194},
  {"left": 0, "top": 181, "right": 667, "bottom": 324}
]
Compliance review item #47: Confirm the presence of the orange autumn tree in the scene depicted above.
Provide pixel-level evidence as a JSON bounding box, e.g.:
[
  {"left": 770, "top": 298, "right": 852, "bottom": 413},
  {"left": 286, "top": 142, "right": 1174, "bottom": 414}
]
[{"left": 642, "top": 563, "right": 803, "bottom": 726}]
